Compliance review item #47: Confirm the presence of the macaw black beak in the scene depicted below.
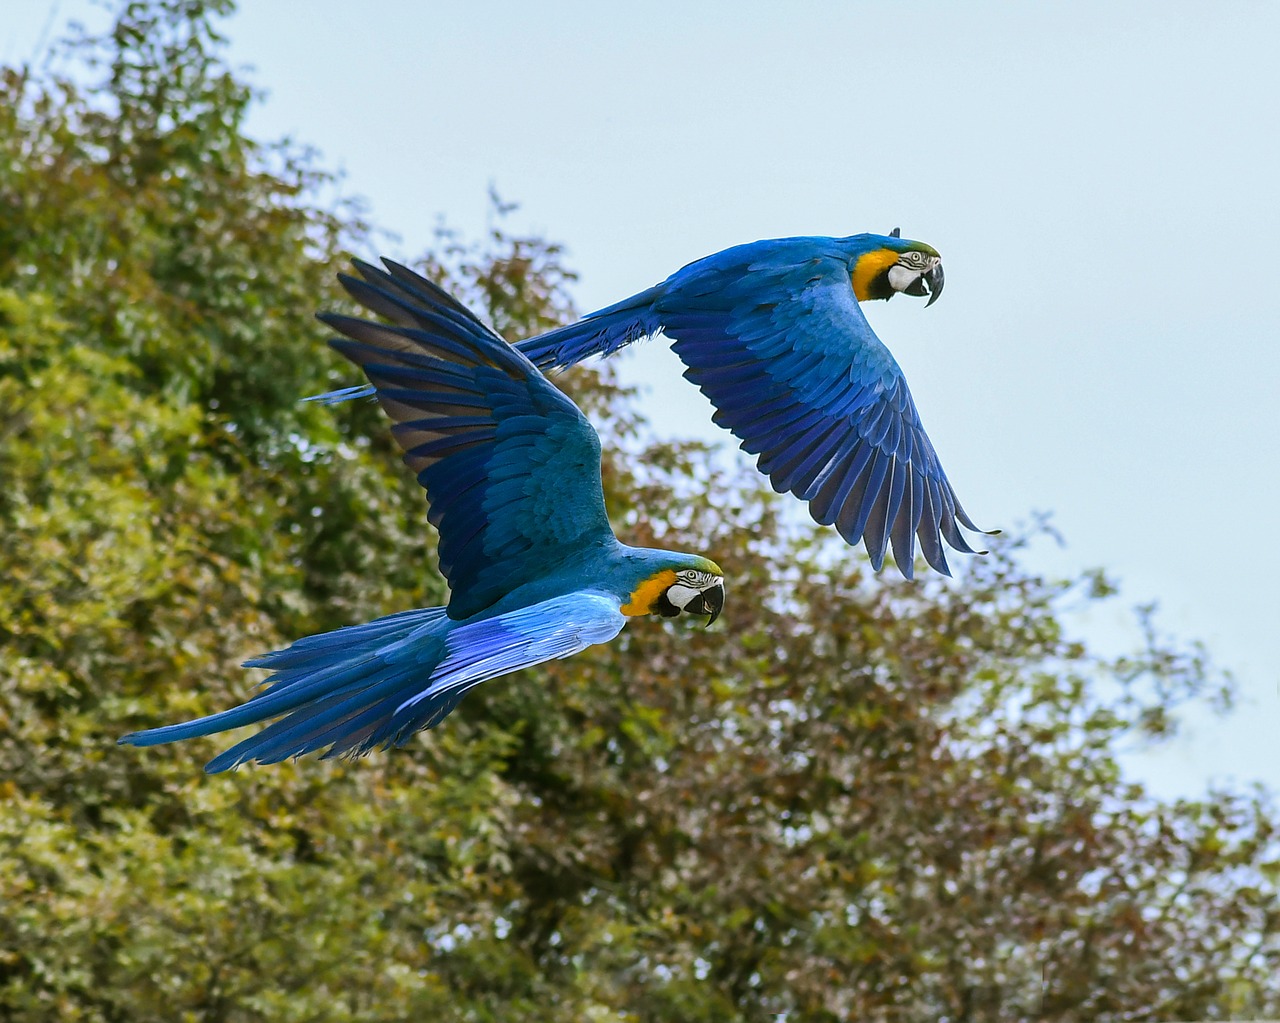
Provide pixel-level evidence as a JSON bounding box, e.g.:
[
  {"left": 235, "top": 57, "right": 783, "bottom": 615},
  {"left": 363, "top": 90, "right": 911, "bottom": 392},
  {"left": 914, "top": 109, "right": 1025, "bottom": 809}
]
[
  {"left": 922, "top": 262, "right": 944, "bottom": 307},
  {"left": 689, "top": 582, "right": 724, "bottom": 627},
  {"left": 902, "top": 261, "right": 945, "bottom": 307}
]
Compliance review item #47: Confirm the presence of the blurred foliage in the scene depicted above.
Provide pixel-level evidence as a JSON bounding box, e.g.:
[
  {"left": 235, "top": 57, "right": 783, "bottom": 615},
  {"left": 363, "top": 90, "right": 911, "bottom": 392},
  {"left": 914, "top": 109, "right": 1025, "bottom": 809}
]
[{"left": 2, "top": 3, "right": 1279, "bottom": 1020}]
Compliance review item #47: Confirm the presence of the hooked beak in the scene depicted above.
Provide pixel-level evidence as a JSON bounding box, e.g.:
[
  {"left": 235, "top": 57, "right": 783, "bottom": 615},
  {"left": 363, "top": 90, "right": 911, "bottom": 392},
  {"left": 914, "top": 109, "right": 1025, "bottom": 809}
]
[
  {"left": 893, "top": 259, "right": 945, "bottom": 307},
  {"left": 688, "top": 582, "right": 724, "bottom": 627},
  {"left": 917, "top": 261, "right": 945, "bottom": 307}
]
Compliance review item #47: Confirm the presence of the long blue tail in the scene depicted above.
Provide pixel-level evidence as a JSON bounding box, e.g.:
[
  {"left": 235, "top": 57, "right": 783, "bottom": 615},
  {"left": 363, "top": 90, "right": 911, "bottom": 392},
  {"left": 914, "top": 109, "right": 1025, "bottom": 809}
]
[
  {"left": 515, "top": 285, "right": 663, "bottom": 370},
  {"left": 119, "top": 607, "right": 463, "bottom": 773}
]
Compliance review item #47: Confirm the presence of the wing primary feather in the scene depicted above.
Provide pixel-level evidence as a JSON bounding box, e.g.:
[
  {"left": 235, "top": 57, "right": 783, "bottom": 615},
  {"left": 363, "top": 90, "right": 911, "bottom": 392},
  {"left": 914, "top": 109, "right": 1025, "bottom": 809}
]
[
  {"left": 372, "top": 259, "right": 491, "bottom": 328},
  {"left": 762, "top": 420, "right": 846, "bottom": 496},
  {"left": 322, "top": 320, "right": 481, "bottom": 368},
  {"left": 861, "top": 460, "right": 898, "bottom": 571},
  {"left": 889, "top": 469, "right": 920, "bottom": 580},
  {"left": 837, "top": 453, "right": 889, "bottom": 549},
  {"left": 782, "top": 426, "right": 851, "bottom": 500},
  {"left": 809, "top": 440, "right": 874, "bottom": 527},
  {"left": 935, "top": 484, "right": 979, "bottom": 554},
  {"left": 881, "top": 459, "right": 908, "bottom": 545},
  {"left": 918, "top": 478, "right": 951, "bottom": 575},
  {"left": 337, "top": 274, "right": 441, "bottom": 332}
]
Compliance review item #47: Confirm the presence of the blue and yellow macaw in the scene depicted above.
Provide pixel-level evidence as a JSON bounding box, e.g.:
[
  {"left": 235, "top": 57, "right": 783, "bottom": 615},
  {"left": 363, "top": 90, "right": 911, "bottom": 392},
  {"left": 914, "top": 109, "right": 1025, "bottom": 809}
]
[
  {"left": 517, "top": 231, "right": 986, "bottom": 578},
  {"left": 119, "top": 260, "right": 725, "bottom": 772}
]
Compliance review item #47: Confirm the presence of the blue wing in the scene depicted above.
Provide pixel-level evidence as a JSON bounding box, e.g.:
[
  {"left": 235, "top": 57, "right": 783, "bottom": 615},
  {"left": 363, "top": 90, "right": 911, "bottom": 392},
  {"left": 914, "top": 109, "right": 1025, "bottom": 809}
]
[
  {"left": 318, "top": 260, "right": 614, "bottom": 619},
  {"left": 658, "top": 244, "right": 981, "bottom": 577},
  {"left": 519, "top": 238, "right": 983, "bottom": 578}
]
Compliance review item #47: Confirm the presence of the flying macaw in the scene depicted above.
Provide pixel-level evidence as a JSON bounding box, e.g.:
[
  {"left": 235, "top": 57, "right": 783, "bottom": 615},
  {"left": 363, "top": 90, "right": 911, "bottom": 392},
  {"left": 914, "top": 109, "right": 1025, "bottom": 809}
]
[
  {"left": 119, "top": 260, "right": 725, "bottom": 773},
  {"left": 517, "top": 231, "right": 987, "bottom": 578}
]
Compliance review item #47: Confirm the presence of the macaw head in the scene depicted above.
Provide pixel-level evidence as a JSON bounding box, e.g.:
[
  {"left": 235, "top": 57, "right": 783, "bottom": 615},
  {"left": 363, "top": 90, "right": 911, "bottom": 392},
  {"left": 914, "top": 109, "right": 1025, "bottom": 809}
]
[
  {"left": 849, "top": 228, "right": 944, "bottom": 307},
  {"left": 622, "top": 556, "right": 725, "bottom": 626}
]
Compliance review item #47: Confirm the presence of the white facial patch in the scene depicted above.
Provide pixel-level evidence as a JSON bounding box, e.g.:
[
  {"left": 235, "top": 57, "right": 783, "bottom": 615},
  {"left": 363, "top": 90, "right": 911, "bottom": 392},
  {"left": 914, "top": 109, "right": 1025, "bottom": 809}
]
[
  {"left": 665, "top": 583, "right": 703, "bottom": 610},
  {"left": 887, "top": 264, "right": 922, "bottom": 293}
]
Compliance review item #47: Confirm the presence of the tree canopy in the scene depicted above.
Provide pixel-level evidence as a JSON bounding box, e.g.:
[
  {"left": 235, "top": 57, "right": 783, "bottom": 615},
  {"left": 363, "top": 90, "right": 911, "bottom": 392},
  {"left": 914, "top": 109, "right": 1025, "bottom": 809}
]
[{"left": 2, "top": 3, "right": 1278, "bottom": 1020}]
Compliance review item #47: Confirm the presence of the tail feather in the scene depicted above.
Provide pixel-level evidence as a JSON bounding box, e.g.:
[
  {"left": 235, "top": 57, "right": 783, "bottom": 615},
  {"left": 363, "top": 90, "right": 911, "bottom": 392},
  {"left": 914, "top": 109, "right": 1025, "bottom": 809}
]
[
  {"left": 205, "top": 666, "right": 436, "bottom": 772},
  {"left": 119, "top": 607, "right": 459, "bottom": 773},
  {"left": 515, "top": 286, "right": 664, "bottom": 369}
]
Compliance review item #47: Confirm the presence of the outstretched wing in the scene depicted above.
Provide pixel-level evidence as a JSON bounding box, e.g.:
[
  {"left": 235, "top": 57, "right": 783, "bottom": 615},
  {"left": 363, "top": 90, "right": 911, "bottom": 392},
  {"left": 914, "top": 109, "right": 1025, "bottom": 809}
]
[
  {"left": 319, "top": 260, "right": 614, "bottom": 619},
  {"left": 656, "top": 245, "right": 983, "bottom": 577}
]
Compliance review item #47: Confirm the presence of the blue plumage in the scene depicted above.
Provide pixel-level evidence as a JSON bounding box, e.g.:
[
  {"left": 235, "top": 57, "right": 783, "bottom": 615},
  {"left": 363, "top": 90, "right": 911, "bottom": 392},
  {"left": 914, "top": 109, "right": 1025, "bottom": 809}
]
[
  {"left": 517, "top": 233, "right": 989, "bottom": 578},
  {"left": 119, "top": 261, "right": 726, "bottom": 772}
]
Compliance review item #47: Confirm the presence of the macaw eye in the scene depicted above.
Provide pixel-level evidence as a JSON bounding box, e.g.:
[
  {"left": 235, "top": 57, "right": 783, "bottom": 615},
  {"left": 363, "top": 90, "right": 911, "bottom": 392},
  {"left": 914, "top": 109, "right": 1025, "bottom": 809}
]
[{"left": 901, "top": 250, "right": 927, "bottom": 268}]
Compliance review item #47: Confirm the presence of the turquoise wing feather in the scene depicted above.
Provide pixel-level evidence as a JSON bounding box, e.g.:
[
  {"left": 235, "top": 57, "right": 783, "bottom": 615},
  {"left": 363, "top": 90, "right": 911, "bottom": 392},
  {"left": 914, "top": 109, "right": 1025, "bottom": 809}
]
[{"left": 318, "top": 260, "right": 614, "bottom": 619}]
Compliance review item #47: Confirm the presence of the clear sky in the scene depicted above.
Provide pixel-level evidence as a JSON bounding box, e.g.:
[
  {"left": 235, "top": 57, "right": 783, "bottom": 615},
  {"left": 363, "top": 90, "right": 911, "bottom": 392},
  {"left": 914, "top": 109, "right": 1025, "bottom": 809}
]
[{"left": 8, "top": 1, "right": 1279, "bottom": 799}]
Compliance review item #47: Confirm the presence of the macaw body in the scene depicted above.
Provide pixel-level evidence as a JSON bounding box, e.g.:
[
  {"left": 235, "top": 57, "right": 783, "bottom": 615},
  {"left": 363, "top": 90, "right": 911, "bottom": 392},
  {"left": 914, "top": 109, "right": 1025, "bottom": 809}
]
[
  {"left": 515, "top": 233, "right": 986, "bottom": 578},
  {"left": 120, "top": 262, "right": 724, "bottom": 772}
]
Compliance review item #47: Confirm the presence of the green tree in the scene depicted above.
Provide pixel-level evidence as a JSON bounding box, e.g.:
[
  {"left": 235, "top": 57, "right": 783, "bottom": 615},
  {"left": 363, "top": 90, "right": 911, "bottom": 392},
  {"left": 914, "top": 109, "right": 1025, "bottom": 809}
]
[{"left": 2, "top": 3, "right": 1279, "bottom": 1021}]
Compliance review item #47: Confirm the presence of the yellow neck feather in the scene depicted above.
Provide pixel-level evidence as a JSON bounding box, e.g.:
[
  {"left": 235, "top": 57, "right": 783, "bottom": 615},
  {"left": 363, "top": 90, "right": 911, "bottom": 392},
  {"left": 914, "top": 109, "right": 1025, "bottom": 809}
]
[
  {"left": 851, "top": 248, "right": 901, "bottom": 301},
  {"left": 621, "top": 569, "right": 678, "bottom": 616}
]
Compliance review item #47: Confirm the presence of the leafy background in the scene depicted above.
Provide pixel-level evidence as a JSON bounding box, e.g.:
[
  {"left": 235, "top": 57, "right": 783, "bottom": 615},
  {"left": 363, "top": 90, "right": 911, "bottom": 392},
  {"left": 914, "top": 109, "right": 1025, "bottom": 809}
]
[{"left": 1, "top": 3, "right": 1278, "bottom": 1020}]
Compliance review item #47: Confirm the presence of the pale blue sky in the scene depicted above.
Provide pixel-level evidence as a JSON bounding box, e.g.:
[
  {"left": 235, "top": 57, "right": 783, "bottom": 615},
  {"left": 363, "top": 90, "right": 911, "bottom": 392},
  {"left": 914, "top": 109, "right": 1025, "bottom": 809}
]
[{"left": 8, "top": 2, "right": 1279, "bottom": 798}]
